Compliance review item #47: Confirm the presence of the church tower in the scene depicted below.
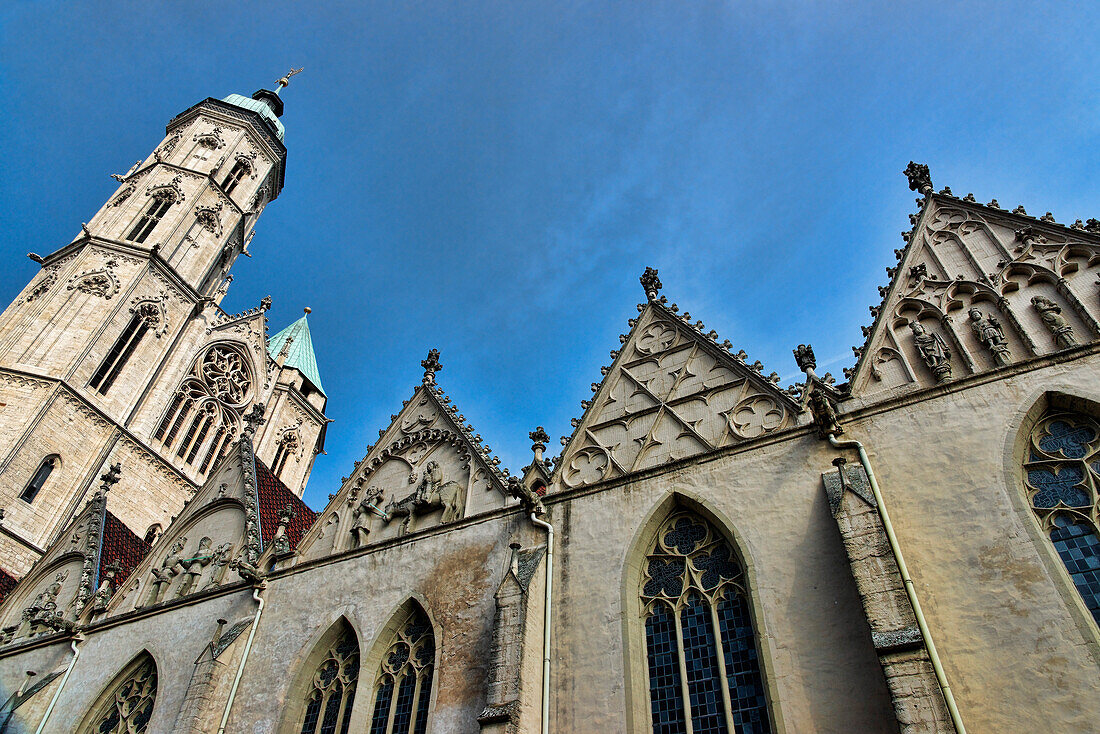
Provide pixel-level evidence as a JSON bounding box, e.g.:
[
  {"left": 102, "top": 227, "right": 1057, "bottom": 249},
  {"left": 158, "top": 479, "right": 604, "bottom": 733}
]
[{"left": 0, "top": 72, "right": 328, "bottom": 577}]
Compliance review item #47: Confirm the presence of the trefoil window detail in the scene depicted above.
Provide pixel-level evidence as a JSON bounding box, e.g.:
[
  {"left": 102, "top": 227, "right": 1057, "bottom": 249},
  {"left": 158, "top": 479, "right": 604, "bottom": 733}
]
[
  {"left": 641, "top": 511, "right": 771, "bottom": 734},
  {"left": 368, "top": 607, "right": 435, "bottom": 734},
  {"left": 1023, "top": 410, "right": 1100, "bottom": 623},
  {"left": 20, "top": 456, "right": 58, "bottom": 503},
  {"left": 78, "top": 652, "right": 157, "bottom": 734}
]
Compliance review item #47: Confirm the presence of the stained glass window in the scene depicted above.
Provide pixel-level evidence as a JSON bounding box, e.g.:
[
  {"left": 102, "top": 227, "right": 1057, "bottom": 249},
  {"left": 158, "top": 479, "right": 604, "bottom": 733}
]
[
  {"left": 79, "top": 653, "right": 157, "bottom": 734},
  {"left": 1024, "top": 411, "right": 1100, "bottom": 625},
  {"left": 641, "top": 511, "right": 772, "bottom": 734},
  {"left": 300, "top": 625, "right": 360, "bottom": 734},
  {"left": 368, "top": 606, "right": 435, "bottom": 734}
]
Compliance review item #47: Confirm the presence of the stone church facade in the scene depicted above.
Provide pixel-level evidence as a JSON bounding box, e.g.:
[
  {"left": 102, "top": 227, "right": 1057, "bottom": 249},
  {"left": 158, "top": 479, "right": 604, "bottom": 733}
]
[{"left": 0, "top": 80, "right": 1098, "bottom": 734}]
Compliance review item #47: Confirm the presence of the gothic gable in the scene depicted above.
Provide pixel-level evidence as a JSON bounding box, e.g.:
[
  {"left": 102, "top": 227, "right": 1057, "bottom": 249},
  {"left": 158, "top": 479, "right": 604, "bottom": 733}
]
[
  {"left": 106, "top": 433, "right": 264, "bottom": 615},
  {"left": 849, "top": 185, "right": 1100, "bottom": 399},
  {"left": 553, "top": 275, "right": 798, "bottom": 490},
  {"left": 295, "top": 366, "right": 510, "bottom": 563},
  {"left": 207, "top": 302, "right": 272, "bottom": 391}
]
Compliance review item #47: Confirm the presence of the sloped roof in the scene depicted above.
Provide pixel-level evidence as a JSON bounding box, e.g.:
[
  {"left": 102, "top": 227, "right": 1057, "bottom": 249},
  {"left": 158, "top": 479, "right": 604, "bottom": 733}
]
[
  {"left": 99, "top": 511, "right": 150, "bottom": 589},
  {"left": 0, "top": 568, "right": 18, "bottom": 605},
  {"left": 255, "top": 459, "right": 318, "bottom": 552},
  {"left": 268, "top": 314, "right": 326, "bottom": 397}
]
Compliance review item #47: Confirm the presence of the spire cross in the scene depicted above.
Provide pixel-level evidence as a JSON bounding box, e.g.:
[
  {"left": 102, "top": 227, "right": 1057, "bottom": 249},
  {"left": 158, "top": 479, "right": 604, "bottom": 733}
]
[{"left": 274, "top": 68, "right": 304, "bottom": 94}]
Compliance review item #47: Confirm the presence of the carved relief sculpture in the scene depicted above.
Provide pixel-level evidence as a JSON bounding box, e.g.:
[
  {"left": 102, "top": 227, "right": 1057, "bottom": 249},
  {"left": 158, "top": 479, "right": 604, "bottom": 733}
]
[
  {"left": 146, "top": 536, "right": 186, "bottom": 606},
  {"left": 200, "top": 542, "right": 234, "bottom": 591},
  {"left": 909, "top": 321, "right": 952, "bottom": 382},
  {"left": 968, "top": 308, "right": 1011, "bottom": 366},
  {"left": 351, "top": 485, "right": 384, "bottom": 547},
  {"left": 1031, "top": 295, "right": 1078, "bottom": 349},
  {"left": 384, "top": 460, "right": 465, "bottom": 533},
  {"left": 175, "top": 537, "right": 215, "bottom": 597}
]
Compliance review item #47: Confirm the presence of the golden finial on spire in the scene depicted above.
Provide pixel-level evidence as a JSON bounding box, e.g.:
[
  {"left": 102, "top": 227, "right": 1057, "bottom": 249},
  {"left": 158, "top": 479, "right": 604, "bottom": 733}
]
[{"left": 275, "top": 67, "right": 304, "bottom": 92}]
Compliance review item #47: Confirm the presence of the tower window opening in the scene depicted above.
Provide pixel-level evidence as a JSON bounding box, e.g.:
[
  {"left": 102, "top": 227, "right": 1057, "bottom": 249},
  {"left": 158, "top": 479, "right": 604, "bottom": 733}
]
[
  {"left": 90, "top": 313, "right": 149, "bottom": 395},
  {"left": 222, "top": 160, "right": 251, "bottom": 195},
  {"left": 21, "top": 456, "right": 58, "bottom": 503},
  {"left": 127, "top": 195, "right": 174, "bottom": 244}
]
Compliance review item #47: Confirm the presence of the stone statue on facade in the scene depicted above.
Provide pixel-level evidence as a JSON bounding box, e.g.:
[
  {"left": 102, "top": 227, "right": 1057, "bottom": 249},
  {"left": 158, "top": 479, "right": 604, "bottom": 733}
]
[
  {"left": 175, "top": 537, "right": 215, "bottom": 597},
  {"left": 968, "top": 308, "right": 1011, "bottom": 366},
  {"left": 146, "top": 536, "right": 186, "bottom": 605},
  {"left": 909, "top": 321, "right": 952, "bottom": 382},
  {"left": 201, "top": 542, "right": 234, "bottom": 591},
  {"left": 91, "top": 561, "right": 122, "bottom": 614},
  {"left": 1031, "top": 295, "right": 1078, "bottom": 348},
  {"left": 808, "top": 388, "right": 843, "bottom": 439},
  {"left": 385, "top": 460, "right": 465, "bottom": 533},
  {"left": 351, "top": 486, "right": 384, "bottom": 548}
]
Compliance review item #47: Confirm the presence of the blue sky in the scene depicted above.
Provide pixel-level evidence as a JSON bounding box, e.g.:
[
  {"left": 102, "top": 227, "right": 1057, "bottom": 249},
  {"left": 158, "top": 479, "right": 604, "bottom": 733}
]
[{"left": 1, "top": 2, "right": 1098, "bottom": 509}]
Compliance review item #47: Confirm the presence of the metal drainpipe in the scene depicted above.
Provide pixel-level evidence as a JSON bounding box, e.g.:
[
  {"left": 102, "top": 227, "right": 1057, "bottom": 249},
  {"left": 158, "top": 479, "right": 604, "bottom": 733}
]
[
  {"left": 217, "top": 583, "right": 266, "bottom": 734},
  {"left": 828, "top": 433, "right": 967, "bottom": 734},
  {"left": 528, "top": 513, "right": 554, "bottom": 734},
  {"left": 35, "top": 632, "right": 84, "bottom": 734}
]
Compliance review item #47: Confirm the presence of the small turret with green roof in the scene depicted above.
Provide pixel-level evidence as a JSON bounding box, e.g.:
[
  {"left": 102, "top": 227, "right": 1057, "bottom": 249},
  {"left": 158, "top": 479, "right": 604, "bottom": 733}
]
[{"left": 268, "top": 307, "right": 325, "bottom": 397}]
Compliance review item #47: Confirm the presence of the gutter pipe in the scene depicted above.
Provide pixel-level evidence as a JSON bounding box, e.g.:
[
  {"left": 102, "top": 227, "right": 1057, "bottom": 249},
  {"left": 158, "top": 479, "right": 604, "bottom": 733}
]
[
  {"left": 528, "top": 513, "right": 554, "bottom": 734},
  {"left": 35, "top": 632, "right": 83, "bottom": 734},
  {"left": 828, "top": 432, "right": 967, "bottom": 734},
  {"left": 217, "top": 583, "right": 266, "bottom": 734}
]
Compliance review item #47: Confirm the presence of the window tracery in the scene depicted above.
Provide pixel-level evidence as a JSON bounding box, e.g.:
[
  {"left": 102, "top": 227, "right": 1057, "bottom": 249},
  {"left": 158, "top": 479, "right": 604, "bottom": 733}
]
[
  {"left": 1023, "top": 410, "right": 1100, "bottom": 623},
  {"left": 79, "top": 653, "right": 157, "bottom": 734},
  {"left": 641, "top": 511, "right": 771, "bottom": 734},
  {"left": 299, "top": 625, "right": 360, "bottom": 734},
  {"left": 368, "top": 607, "right": 435, "bottom": 734},
  {"left": 154, "top": 344, "right": 252, "bottom": 472}
]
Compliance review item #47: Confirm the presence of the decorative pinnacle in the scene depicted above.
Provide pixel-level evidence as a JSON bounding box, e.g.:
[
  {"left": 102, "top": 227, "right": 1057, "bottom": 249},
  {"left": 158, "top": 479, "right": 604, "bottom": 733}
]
[
  {"left": 422, "top": 349, "right": 442, "bottom": 385},
  {"left": 529, "top": 426, "right": 549, "bottom": 464},
  {"left": 99, "top": 462, "right": 122, "bottom": 491},
  {"left": 276, "top": 504, "right": 296, "bottom": 524},
  {"left": 260, "top": 295, "right": 272, "bottom": 311},
  {"left": 793, "top": 344, "right": 817, "bottom": 375},
  {"left": 904, "top": 161, "right": 933, "bottom": 195},
  {"left": 242, "top": 403, "right": 267, "bottom": 435},
  {"left": 640, "top": 267, "right": 662, "bottom": 301},
  {"left": 275, "top": 67, "right": 304, "bottom": 92}
]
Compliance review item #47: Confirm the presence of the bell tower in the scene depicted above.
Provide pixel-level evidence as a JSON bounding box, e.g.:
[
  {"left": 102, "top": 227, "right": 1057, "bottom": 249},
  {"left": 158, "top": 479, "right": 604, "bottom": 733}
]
[{"left": 0, "top": 73, "right": 324, "bottom": 577}]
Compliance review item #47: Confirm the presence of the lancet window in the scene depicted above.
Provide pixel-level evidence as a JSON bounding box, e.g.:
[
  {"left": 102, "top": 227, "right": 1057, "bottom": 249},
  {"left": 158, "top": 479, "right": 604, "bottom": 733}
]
[
  {"left": 1023, "top": 409, "right": 1100, "bottom": 624},
  {"left": 273, "top": 430, "right": 300, "bottom": 479},
  {"left": 20, "top": 456, "right": 58, "bottom": 503},
  {"left": 126, "top": 193, "right": 174, "bottom": 244},
  {"left": 299, "top": 624, "right": 360, "bottom": 734},
  {"left": 368, "top": 607, "right": 436, "bottom": 734},
  {"left": 222, "top": 159, "right": 251, "bottom": 195},
  {"left": 641, "top": 511, "right": 771, "bottom": 734},
  {"left": 90, "top": 306, "right": 160, "bottom": 395},
  {"left": 154, "top": 344, "right": 251, "bottom": 472},
  {"left": 78, "top": 652, "right": 158, "bottom": 734}
]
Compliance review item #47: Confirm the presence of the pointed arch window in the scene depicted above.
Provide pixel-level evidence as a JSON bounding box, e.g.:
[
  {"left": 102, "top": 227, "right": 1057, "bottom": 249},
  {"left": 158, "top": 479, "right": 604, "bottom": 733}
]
[
  {"left": 368, "top": 606, "right": 436, "bottom": 734},
  {"left": 78, "top": 652, "right": 157, "bottom": 734},
  {"left": 641, "top": 511, "right": 771, "bottom": 734},
  {"left": 90, "top": 308, "right": 156, "bottom": 395},
  {"left": 222, "top": 159, "right": 252, "bottom": 195},
  {"left": 20, "top": 456, "right": 58, "bottom": 503},
  {"left": 1023, "top": 410, "right": 1100, "bottom": 623},
  {"left": 126, "top": 194, "right": 174, "bottom": 244},
  {"left": 297, "top": 623, "right": 360, "bottom": 734}
]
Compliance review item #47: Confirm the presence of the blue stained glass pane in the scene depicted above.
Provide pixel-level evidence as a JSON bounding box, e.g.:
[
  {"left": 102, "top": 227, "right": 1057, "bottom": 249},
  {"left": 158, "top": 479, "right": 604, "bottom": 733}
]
[
  {"left": 665, "top": 518, "right": 708, "bottom": 555},
  {"left": 1051, "top": 517, "right": 1100, "bottom": 624},
  {"left": 414, "top": 668, "right": 433, "bottom": 734},
  {"left": 319, "top": 681, "right": 344, "bottom": 734},
  {"left": 680, "top": 596, "right": 727, "bottom": 734},
  {"left": 717, "top": 593, "right": 771, "bottom": 734},
  {"left": 368, "top": 680, "right": 393, "bottom": 734},
  {"left": 391, "top": 673, "right": 417, "bottom": 734},
  {"left": 644, "top": 557, "right": 685, "bottom": 598},
  {"left": 645, "top": 605, "right": 685, "bottom": 734},
  {"left": 338, "top": 685, "right": 356, "bottom": 734},
  {"left": 1039, "top": 420, "right": 1096, "bottom": 459},
  {"left": 1027, "top": 465, "right": 1089, "bottom": 508},
  {"left": 301, "top": 692, "right": 323, "bottom": 734},
  {"left": 695, "top": 543, "right": 740, "bottom": 590}
]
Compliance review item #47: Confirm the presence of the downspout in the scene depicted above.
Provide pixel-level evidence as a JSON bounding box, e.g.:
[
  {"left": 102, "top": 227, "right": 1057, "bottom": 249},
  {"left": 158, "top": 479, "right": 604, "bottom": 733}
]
[
  {"left": 528, "top": 513, "right": 554, "bottom": 734},
  {"left": 828, "top": 433, "right": 967, "bottom": 734},
  {"left": 217, "top": 583, "right": 266, "bottom": 734},
  {"left": 35, "top": 632, "right": 84, "bottom": 734}
]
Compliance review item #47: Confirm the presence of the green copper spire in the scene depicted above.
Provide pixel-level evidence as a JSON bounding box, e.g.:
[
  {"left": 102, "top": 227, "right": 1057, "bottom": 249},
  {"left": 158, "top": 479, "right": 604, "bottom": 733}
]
[{"left": 268, "top": 309, "right": 325, "bottom": 397}]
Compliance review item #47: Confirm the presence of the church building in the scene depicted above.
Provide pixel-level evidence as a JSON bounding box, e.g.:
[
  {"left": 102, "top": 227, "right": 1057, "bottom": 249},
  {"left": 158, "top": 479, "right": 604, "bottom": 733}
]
[{"left": 0, "top": 75, "right": 1098, "bottom": 734}]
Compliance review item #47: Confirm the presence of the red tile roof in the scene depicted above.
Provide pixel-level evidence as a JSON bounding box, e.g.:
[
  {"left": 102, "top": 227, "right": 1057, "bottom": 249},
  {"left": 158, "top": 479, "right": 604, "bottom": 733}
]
[
  {"left": 100, "top": 511, "right": 151, "bottom": 588},
  {"left": 255, "top": 459, "right": 317, "bottom": 553},
  {"left": 0, "top": 567, "right": 18, "bottom": 605}
]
